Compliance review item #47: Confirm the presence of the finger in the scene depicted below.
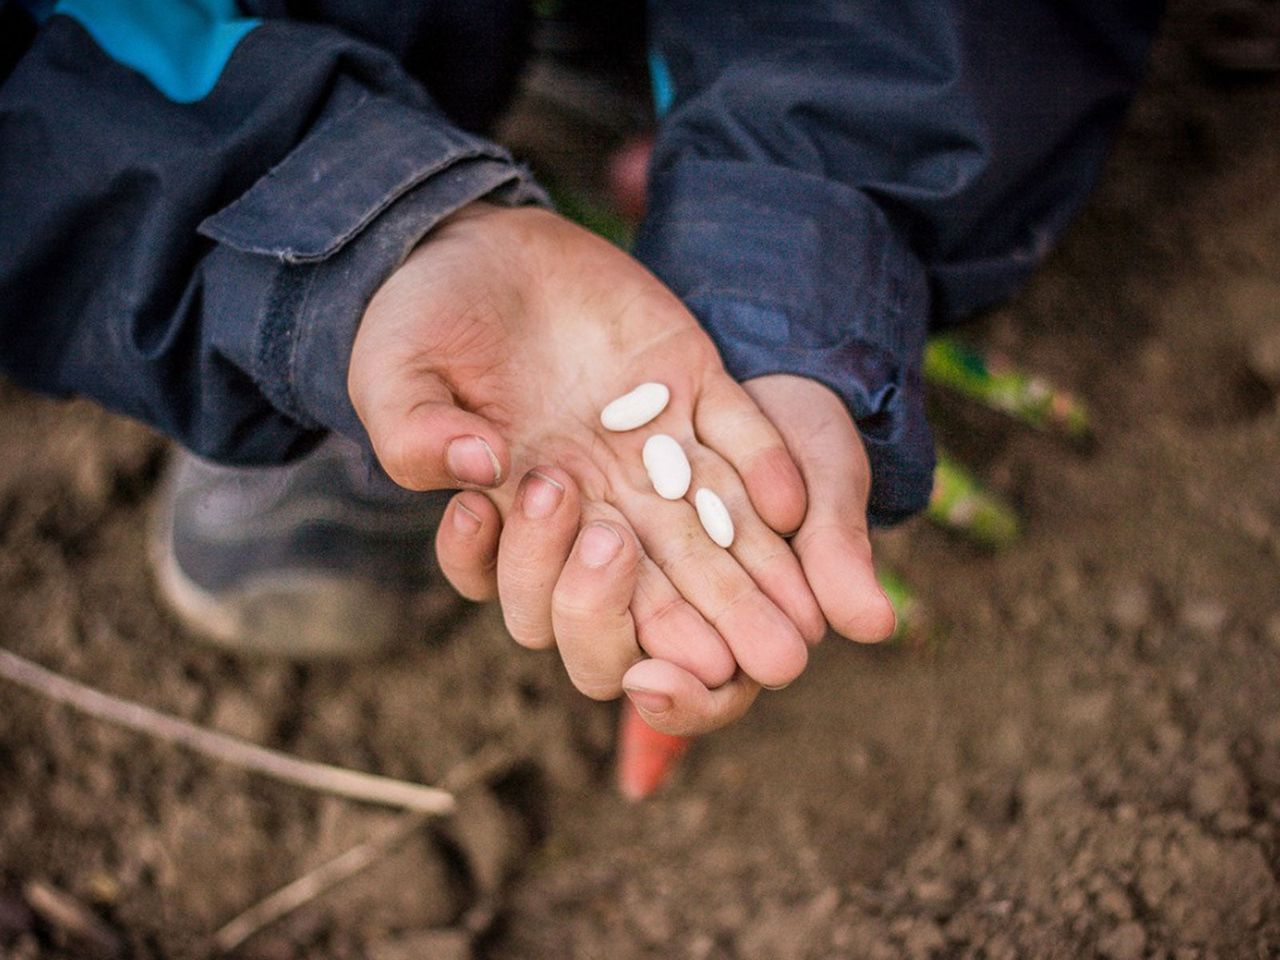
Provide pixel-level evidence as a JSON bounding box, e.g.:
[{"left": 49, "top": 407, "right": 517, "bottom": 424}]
[
  {"left": 746, "top": 375, "right": 896, "bottom": 643},
  {"left": 622, "top": 659, "right": 761, "bottom": 737},
  {"left": 615, "top": 480, "right": 809, "bottom": 690},
  {"left": 695, "top": 378, "right": 808, "bottom": 535},
  {"left": 496, "top": 468, "right": 581, "bottom": 650},
  {"left": 685, "top": 446, "right": 826, "bottom": 644},
  {"left": 348, "top": 363, "right": 510, "bottom": 492},
  {"left": 435, "top": 492, "right": 501, "bottom": 601},
  {"left": 632, "top": 556, "right": 737, "bottom": 688},
  {"left": 552, "top": 517, "right": 644, "bottom": 700},
  {"left": 547, "top": 496, "right": 736, "bottom": 691}
]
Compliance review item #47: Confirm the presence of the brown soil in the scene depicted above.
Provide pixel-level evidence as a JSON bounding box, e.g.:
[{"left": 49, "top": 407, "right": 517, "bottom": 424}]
[{"left": 3, "top": 7, "right": 1280, "bottom": 959}]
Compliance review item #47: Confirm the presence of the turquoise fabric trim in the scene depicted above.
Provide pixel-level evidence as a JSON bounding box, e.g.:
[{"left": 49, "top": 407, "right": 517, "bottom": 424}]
[
  {"left": 54, "top": 0, "right": 258, "bottom": 103},
  {"left": 648, "top": 48, "right": 675, "bottom": 117}
]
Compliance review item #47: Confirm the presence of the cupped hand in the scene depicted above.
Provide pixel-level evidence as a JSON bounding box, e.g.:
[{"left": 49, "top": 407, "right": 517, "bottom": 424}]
[
  {"left": 743, "top": 374, "right": 897, "bottom": 644},
  {"left": 437, "top": 372, "right": 898, "bottom": 733},
  {"left": 348, "top": 203, "right": 825, "bottom": 730}
]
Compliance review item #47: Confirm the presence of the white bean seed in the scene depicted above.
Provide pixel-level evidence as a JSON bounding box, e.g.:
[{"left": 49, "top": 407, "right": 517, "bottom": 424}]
[
  {"left": 642, "top": 434, "right": 691, "bottom": 500},
  {"left": 600, "top": 382, "right": 671, "bottom": 432},
  {"left": 695, "top": 488, "right": 735, "bottom": 548}
]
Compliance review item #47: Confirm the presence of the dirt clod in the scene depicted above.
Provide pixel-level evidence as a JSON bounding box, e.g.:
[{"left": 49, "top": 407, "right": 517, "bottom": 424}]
[
  {"left": 1098, "top": 921, "right": 1148, "bottom": 960},
  {"left": 367, "top": 928, "right": 472, "bottom": 960},
  {"left": 1247, "top": 325, "right": 1280, "bottom": 389}
]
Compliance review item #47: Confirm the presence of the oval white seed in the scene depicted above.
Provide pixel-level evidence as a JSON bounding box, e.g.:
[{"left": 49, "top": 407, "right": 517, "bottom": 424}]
[
  {"left": 642, "top": 434, "right": 691, "bottom": 500},
  {"left": 695, "top": 488, "right": 735, "bottom": 548},
  {"left": 600, "top": 382, "right": 671, "bottom": 432}
]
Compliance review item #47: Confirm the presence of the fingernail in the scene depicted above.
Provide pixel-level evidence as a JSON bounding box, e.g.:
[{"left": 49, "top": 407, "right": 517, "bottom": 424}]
[
  {"left": 761, "top": 681, "right": 791, "bottom": 691},
  {"left": 578, "top": 522, "right": 623, "bottom": 568},
  {"left": 452, "top": 500, "right": 482, "bottom": 536},
  {"left": 624, "top": 687, "right": 673, "bottom": 714},
  {"left": 521, "top": 470, "right": 564, "bottom": 520},
  {"left": 446, "top": 436, "right": 501, "bottom": 487}
]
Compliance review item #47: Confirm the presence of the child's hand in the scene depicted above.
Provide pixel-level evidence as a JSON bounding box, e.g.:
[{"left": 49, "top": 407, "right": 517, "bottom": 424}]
[
  {"left": 742, "top": 374, "right": 897, "bottom": 644},
  {"left": 348, "top": 203, "right": 825, "bottom": 727},
  {"left": 437, "top": 373, "right": 898, "bottom": 735}
]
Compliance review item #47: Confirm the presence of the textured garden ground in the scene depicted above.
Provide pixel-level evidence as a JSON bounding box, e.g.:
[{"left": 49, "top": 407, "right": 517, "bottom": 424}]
[{"left": 3, "top": 7, "right": 1280, "bottom": 958}]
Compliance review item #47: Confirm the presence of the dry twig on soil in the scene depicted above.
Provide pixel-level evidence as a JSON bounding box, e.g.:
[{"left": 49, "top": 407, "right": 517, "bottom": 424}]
[
  {"left": 0, "top": 647, "right": 456, "bottom": 814},
  {"left": 212, "top": 741, "right": 524, "bottom": 954},
  {"left": 23, "top": 880, "right": 124, "bottom": 958}
]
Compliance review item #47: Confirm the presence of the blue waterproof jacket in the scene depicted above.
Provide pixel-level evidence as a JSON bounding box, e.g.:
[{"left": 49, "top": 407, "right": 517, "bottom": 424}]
[{"left": 0, "top": 0, "right": 1162, "bottom": 523}]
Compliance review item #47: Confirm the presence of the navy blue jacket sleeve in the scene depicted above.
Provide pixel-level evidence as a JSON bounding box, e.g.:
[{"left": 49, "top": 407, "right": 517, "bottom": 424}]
[
  {"left": 0, "top": 0, "right": 546, "bottom": 465},
  {"left": 635, "top": 0, "right": 1162, "bottom": 525},
  {"left": 238, "top": 0, "right": 533, "bottom": 134}
]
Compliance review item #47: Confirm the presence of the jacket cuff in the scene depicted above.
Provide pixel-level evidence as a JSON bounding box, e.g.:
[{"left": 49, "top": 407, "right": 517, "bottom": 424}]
[
  {"left": 200, "top": 95, "right": 547, "bottom": 448},
  {"left": 633, "top": 158, "right": 935, "bottom": 525}
]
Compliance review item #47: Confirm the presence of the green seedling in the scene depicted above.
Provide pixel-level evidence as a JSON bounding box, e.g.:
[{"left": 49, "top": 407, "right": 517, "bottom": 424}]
[
  {"left": 548, "top": 184, "right": 635, "bottom": 249},
  {"left": 877, "top": 566, "right": 918, "bottom": 642},
  {"left": 927, "top": 452, "right": 1021, "bottom": 549},
  {"left": 924, "top": 336, "right": 1092, "bottom": 440}
]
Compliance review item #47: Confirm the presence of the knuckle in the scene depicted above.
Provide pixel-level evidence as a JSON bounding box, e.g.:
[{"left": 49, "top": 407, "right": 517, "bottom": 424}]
[
  {"left": 376, "top": 432, "right": 422, "bottom": 490},
  {"left": 791, "top": 520, "right": 858, "bottom": 558},
  {"left": 632, "top": 592, "right": 686, "bottom": 632},
  {"left": 789, "top": 524, "right": 817, "bottom": 555},
  {"left": 742, "top": 543, "right": 794, "bottom": 568},
  {"left": 552, "top": 572, "right": 624, "bottom": 625},
  {"left": 652, "top": 535, "right": 702, "bottom": 582},
  {"left": 703, "top": 576, "right": 757, "bottom": 627},
  {"left": 552, "top": 590, "right": 604, "bottom": 624}
]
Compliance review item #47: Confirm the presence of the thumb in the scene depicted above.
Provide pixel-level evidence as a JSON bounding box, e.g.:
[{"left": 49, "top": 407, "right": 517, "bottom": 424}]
[
  {"left": 745, "top": 375, "right": 896, "bottom": 643},
  {"left": 350, "top": 367, "right": 510, "bottom": 492}
]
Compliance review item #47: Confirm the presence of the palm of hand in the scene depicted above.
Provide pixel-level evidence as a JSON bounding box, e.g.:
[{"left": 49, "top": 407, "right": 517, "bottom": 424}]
[{"left": 350, "top": 204, "right": 821, "bottom": 691}]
